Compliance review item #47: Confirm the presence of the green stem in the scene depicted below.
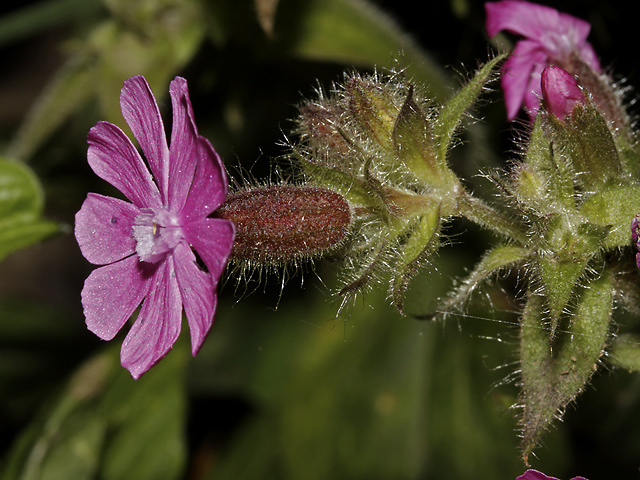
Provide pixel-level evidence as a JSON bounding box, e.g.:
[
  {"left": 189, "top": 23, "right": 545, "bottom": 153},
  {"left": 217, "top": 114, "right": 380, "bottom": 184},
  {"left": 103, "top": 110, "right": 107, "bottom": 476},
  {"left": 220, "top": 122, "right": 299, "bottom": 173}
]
[{"left": 457, "top": 190, "right": 528, "bottom": 243}]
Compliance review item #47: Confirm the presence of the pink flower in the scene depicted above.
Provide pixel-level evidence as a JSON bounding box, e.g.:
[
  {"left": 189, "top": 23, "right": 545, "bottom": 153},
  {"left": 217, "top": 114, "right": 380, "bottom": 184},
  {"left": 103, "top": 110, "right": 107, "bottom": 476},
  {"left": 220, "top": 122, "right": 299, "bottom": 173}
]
[
  {"left": 632, "top": 214, "right": 640, "bottom": 268},
  {"left": 485, "top": 0, "right": 600, "bottom": 120},
  {"left": 517, "top": 469, "right": 588, "bottom": 480},
  {"left": 75, "top": 75, "right": 235, "bottom": 379},
  {"left": 540, "top": 66, "right": 585, "bottom": 121}
]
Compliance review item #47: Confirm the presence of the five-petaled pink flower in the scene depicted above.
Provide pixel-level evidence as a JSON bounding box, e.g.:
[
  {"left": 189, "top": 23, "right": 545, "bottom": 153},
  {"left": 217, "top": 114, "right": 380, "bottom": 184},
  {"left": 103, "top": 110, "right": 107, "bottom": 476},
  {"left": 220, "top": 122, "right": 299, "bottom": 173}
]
[
  {"left": 485, "top": 0, "right": 600, "bottom": 120},
  {"left": 75, "top": 75, "right": 235, "bottom": 379},
  {"left": 517, "top": 469, "right": 588, "bottom": 480}
]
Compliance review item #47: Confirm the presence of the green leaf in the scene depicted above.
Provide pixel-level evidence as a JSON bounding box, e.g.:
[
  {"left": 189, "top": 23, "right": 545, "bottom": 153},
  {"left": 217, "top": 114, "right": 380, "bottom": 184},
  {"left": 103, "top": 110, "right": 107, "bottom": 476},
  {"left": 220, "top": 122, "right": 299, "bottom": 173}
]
[
  {"left": 390, "top": 206, "right": 441, "bottom": 314},
  {"left": 0, "top": 158, "right": 58, "bottom": 261},
  {"left": 519, "top": 270, "right": 613, "bottom": 463},
  {"left": 432, "top": 53, "right": 505, "bottom": 165},
  {"left": 1, "top": 340, "right": 188, "bottom": 480}
]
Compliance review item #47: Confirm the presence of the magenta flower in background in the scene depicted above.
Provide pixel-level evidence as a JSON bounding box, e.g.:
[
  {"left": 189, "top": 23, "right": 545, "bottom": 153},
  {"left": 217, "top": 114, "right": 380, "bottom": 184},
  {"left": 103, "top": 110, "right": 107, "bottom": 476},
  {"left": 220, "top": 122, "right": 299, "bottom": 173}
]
[
  {"left": 632, "top": 214, "right": 640, "bottom": 268},
  {"left": 540, "top": 66, "right": 585, "bottom": 121},
  {"left": 75, "top": 75, "right": 235, "bottom": 379},
  {"left": 485, "top": 0, "right": 600, "bottom": 120},
  {"left": 517, "top": 469, "right": 588, "bottom": 480}
]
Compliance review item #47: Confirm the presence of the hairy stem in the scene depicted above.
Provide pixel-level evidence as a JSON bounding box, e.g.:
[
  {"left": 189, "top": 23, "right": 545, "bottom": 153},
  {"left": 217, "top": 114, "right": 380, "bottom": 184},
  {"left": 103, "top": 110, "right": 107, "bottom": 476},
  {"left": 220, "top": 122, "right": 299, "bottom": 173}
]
[{"left": 457, "top": 190, "right": 528, "bottom": 243}]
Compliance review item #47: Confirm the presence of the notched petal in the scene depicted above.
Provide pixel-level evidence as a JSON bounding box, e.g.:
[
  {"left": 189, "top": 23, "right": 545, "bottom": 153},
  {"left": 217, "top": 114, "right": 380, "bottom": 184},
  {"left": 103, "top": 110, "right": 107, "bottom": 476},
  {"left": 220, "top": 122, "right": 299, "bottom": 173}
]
[
  {"left": 183, "top": 218, "right": 235, "bottom": 285},
  {"left": 120, "top": 75, "right": 170, "bottom": 196},
  {"left": 87, "top": 121, "right": 161, "bottom": 208},
  {"left": 173, "top": 242, "right": 216, "bottom": 355}
]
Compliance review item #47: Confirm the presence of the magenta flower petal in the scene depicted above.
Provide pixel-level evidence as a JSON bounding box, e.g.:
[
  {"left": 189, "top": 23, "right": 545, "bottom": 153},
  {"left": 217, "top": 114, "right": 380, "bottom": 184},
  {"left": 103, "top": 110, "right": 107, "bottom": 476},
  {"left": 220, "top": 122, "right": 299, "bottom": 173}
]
[
  {"left": 501, "top": 40, "right": 547, "bottom": 119},
  {"left": 183, "top": 218, "right": 235, "bottom": 284},
  {"left": 181, "top": 137, "right": 229, "bottom": 221},
  {"left": 173, "top": 242, "right": 216, "bottom": 355},
  {"left": 87, "top": 121, "right": 162, "bottom": 209},
  {"left": 76, "top": 75, "right": 235, "bottom": 379},
  {"left": 516, "top": 470, "right": 589, "bottom": 480},
  {"left": 120, "top": 76, "right": 171, "bottom": 200},
  {"left": 75, "top": 193, "right": 139, "bottom": 265},
  {"left": 516, "top": 470, "right": 560, "bottom": 480},
  {"left": 167, "top": 77, "right": 198, "bottom": 212},
  {"left": 82, "top": 255, "right": 155, "bottom": 341},
  {"left": 120, "top": 258, "right": 182, "bottom": 380},
  {"left": 486, "top": 1, "right": 590, "bottom": 51},
  {"left": 541, "top": 66, "right": 585, "bottom": 121}
]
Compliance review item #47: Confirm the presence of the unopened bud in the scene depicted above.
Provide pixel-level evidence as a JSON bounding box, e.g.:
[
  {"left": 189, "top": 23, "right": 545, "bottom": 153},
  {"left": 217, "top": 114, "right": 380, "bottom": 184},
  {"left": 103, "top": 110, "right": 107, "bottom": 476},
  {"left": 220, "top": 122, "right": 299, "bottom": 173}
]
[
  {"left": 541, "top": 66, "right": 585, "bottom": 122},
  {"left": 215, "top": 185, "right": 352, "bottom": 264},
  {"left": 346, "top": 76, "right": 399, "bottom": 150},
  {"left": 297, "top": 100, "right": 349, "bottom": 154}
]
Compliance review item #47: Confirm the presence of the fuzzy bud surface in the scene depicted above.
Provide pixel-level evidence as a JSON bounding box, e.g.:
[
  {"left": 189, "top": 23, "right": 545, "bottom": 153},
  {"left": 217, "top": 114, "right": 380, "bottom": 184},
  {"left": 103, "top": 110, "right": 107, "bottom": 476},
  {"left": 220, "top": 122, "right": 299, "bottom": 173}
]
[{"left": 216, "top": 185, "right": 351, "bottom": 264}]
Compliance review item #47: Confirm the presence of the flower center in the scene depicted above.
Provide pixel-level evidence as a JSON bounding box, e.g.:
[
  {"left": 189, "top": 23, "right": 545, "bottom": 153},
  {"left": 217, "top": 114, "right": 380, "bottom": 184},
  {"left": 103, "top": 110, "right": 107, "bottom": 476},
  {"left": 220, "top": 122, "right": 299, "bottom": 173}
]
[{"left": 132, "top": 208, "right": 183, "bottom": 263}]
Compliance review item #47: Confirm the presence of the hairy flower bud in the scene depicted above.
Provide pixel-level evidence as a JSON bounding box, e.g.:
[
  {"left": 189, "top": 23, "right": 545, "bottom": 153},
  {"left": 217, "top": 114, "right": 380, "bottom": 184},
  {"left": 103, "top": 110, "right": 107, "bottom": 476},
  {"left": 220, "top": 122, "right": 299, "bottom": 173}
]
[
  {"left": 215, "top": 185, "right": 352, "bottom": 264},
  {"left": 541, "top": 66, "right": 585, "bottom": 121},
  {"left": 346, "top": 76, "right": 399, "bottom": 151},
  {"left": 297, "top": 100, "right": 350, "bottom": 158}
]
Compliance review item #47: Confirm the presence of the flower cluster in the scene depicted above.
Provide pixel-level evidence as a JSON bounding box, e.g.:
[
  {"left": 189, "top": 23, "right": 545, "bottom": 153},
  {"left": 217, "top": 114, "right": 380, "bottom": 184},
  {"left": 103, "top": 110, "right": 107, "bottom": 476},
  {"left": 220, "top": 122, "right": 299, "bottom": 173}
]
[{"left": 72, "top": 0, "right": 640, "bottom": 470}]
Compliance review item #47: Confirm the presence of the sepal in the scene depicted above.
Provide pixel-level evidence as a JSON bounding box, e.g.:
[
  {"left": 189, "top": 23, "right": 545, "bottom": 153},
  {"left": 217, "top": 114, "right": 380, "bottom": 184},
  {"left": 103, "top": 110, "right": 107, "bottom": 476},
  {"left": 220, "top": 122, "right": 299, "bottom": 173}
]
[
  {"left": 390, "top": 205, "right": 441, "bottom": 314},
  {"left": 432, "top": 53, "right": 506, "bottom": 164},
  {"left": 519, "top": 270, "right": 613, "bottom": 464},
  {"left": 537, "top": 215, "right": 610, "bottom": 333},
  {"left": 544, "top": 102, "right": 621, "bottom": 190}
]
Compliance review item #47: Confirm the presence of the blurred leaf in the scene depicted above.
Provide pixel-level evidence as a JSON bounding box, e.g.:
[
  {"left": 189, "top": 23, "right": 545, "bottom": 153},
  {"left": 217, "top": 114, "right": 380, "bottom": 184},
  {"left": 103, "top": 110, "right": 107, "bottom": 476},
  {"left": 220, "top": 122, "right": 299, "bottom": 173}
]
[
  {"left": 0, "top": 0, "right": 101, "bottom": 47},
  {"left": 609, "top": 334, "right": 640, "bottom": 372},
  {"left": 254, "top": 0, "right": 280, "bottom": 36},
  {"left": 0, "top": 299, "right": 84, "bottom": 423},
  {"left": 0, "top": 158, "right": 58, "bottom": 261},
  {"left": 202, "top": 251, "right": 524, "bottom": 479},
  {"left": 1, "top": 339, "right": 188, "bottom": 480},
  {"left": 207, "top": 298, "right": 429, "bottom": 480},
  {"left": 7, "top": 0, "right": 207, "bottom": 161},
  {"left": 274, "top": 0, "right": 451, "bottom": 99}
]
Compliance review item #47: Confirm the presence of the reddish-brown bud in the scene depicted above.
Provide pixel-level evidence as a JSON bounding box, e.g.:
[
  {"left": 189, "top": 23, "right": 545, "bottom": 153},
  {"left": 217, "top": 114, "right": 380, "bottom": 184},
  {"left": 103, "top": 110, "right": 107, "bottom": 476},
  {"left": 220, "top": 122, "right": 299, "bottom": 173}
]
[
  {"left": 215, "top": 185, "right": 351, "bottom": 264},
  {"left": 297, "top": 100, "right": 350, "bottom": 156}
]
